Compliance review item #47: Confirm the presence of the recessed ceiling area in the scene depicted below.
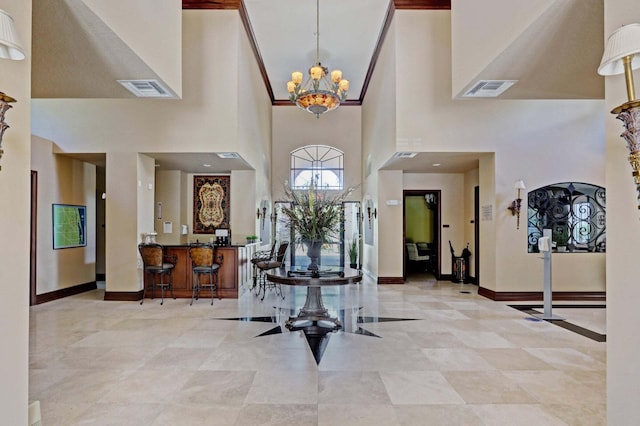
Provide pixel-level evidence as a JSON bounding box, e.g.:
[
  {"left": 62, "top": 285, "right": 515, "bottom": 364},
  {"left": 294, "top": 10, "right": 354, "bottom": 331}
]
[
  {"left": 380, "top": 152, "right": 487, "bottom": 174},
  {"left": 147, "top": 152, "right": 252, "bottom": 173},
  {"left": 55, "top": 152, "right": 252, "bottom": 174}
]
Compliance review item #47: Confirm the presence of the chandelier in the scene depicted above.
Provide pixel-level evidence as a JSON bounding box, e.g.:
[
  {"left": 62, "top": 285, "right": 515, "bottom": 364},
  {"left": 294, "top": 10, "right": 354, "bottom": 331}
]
[{"left": 286, "top": 0, "right": 349, "bottom": 118}]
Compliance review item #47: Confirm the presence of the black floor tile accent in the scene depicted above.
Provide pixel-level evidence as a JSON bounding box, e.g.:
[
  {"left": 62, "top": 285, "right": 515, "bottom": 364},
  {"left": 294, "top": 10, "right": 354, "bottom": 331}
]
[{"left": 509, "top": 304, "right": 606, "bottom": 343}]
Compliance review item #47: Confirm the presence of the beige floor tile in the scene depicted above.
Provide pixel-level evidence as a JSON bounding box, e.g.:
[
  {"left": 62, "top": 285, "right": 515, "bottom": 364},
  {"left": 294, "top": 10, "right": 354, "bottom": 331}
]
[
  {"left": 380, "top": 370, "right": 465, "bottom": 404},
  {"left": 470, "top": 404, "right": 568, "bottom": 426},
  {"left": 173, "top": 370, "right": 256, "bottom": 405},
  {"left": 29, "top": 280, "right": 607, "bottom": 425},
  {"left": 318, "top": 403, "right": 398, "bottom": 426},
  {"left": 71, "top": 402, "right": 163, "bottom": 426},
  {"left": 421, "top": 348, "right": 496, "bottom": 371},
  {"left": 318, "top": 371, "right": 391, "bottom": 404},
  {"left": 235, "top": 404, "right": 318, "bottom": 426},
  {"left": 245, "top": 369, "right": 318, "bottom": 404},
  {"left": 524, "top": 347, "right": 606, "bottom": 371},
  {"left": 543, "top": 403, "right": 606, "bottom": 426},
  {"left": 98, "top": 369, "right": 191, "bottom": 404},
  {"left": 393, "top": 405, "right": 483, "bottom": 426},
  {"left": 474, "top": 347, "right": 556, "bottom": 370},
  {"left": 443, "top": 371, "right": 537, "bottom": 404},
  {"left": 152, "top": 403, "right": 241, "bottom": 426},
  {"left": 504, "top": 370, "right": 605, "bottom": 405}
]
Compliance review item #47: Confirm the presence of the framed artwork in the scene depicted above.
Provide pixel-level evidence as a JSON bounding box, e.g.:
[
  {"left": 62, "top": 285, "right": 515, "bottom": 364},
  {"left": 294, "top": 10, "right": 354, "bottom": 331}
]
[
  {"left": 52, "top": 204, "right": 87, "bottom": 249},
  {"left": 193, "top": 175, "right": 230, "bottom": 233}
]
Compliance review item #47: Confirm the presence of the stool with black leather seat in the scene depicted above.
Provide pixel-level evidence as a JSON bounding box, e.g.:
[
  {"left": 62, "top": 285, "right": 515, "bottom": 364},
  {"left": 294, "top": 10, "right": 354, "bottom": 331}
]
[
  {"left": 189, "top": 243, "right": 222, "bottom": 305},
  {"left": 138, "top": 243, "right": 176, "bottom": 305}
]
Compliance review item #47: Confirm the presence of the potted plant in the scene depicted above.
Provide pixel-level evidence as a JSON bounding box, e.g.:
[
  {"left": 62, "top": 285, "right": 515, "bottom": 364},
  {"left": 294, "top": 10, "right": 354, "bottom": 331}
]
[
  {"left": 553, "top": 228, "right": 570, "bottom": 252},
  {"left": 348, "top": 239, "right": 358, "bottom": 269},
  {"left": 247, "top": 235, "right": 259, "bottom": 243},
  {"left": 280, "top": 181, "right": 355, "bottom": 272}
]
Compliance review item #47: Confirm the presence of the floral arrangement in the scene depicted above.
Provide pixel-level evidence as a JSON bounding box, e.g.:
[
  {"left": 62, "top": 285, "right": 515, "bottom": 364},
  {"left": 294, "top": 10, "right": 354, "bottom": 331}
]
[{"left": 280, "top": 181, "right": 355, "bottom": 243}]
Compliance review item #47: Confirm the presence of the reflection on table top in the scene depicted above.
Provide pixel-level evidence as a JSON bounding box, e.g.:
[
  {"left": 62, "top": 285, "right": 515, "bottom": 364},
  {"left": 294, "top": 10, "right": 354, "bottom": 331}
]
[{"left": 266, "top": 266, "right": 362, "bottom": 286}]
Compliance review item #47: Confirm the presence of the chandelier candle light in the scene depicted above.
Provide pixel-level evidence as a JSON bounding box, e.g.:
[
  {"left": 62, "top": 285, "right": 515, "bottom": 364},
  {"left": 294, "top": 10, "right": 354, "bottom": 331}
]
[{"left": 286, "top": 0, "right": 349, "bottom": 118}]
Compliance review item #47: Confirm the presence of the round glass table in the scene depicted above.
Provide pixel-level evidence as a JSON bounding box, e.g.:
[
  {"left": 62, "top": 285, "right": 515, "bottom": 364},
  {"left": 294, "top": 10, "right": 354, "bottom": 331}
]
[{"left": 266, "top": 266, "right": 362, "bottom": 332}]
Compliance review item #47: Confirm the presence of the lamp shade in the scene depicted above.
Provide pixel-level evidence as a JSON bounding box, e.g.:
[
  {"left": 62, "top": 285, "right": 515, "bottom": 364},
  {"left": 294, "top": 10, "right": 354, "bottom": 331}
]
[
  {"left": 514, "top": 180, "right": 526, "bottom": 190},
  {"left": 0, "top": 9, "right": 24, "bottom": 60},
  {"left": 598, "top": 23, "right": 640, "bottom": 76}
]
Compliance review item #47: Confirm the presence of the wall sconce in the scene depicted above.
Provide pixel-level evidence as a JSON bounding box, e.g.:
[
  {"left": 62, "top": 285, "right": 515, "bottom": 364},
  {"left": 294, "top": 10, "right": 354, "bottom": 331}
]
[
  {"left": 507, "top": 180, "right": 526, "bottom": 229},
  {"left": 256, "top": 198, "right": 269, "bottom": 229},
  {"left": 424, "top": 193, "right": 437, "bottom": 210},
  {"left": 364, "top": 195, "right": 376, "bottom": 228},
  {"left": 0, "top": 9, "right": 26, "bottom": 171},
  {"left": 598, "top": 23, "right": 640, "bottom": 209}
]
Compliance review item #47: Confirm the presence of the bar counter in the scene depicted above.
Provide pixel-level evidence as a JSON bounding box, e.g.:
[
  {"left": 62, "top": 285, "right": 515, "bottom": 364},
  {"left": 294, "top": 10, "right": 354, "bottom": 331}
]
[{"left": 143, "top": 242, "right": 259, "bottom": 299}]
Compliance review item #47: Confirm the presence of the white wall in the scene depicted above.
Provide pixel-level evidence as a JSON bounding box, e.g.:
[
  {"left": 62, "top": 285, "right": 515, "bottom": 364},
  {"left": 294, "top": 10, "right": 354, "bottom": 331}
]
[
  {"left": 31, "top": 136, "right": 97, "bottom": 294},
  {"left": 377, "top": 170, "right": 403, "bottom": 278},
  {"left": 155, "top": 170, "right": 182, "bottom": 245},
  {"left": 31, "top": 10, "right": 271, "bottom": 294},
  {"left": 603, "top": 0, "right": 640, "bottom": 423},
  {"left": 450, "top": 0, "right": 554, "bottom": 97},
  {"left": 104, "top": 152, "right": 141, "bottom": 292},
  {"left": 0, "top": 1, "right": 31, "bottom": 422},
  {"left": 271, "top": 106, "right": 362, "bottom": 201},
  {"left": 82, "top": 0, "right": 182, "bottom": 96},
  {"left": 31, "top": 11, "right": 242, "bottom": 153},
  {"left": 390, "top": 10, "right": 605, "bottom": 292},
  {"left": 361, "top": 18, "right": 397, "bottom": 279}
]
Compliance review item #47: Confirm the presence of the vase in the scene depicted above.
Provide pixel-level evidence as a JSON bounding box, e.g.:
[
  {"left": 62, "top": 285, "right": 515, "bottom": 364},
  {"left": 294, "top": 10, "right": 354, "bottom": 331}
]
[{"left": 305, "top": 239, "right": 322, "bottom": 272}]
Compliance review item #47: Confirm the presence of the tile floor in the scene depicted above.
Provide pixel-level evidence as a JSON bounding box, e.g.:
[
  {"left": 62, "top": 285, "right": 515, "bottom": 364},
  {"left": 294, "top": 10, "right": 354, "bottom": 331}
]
[{"left": 29, "top": 275, "right": 606, "bottom": 425}]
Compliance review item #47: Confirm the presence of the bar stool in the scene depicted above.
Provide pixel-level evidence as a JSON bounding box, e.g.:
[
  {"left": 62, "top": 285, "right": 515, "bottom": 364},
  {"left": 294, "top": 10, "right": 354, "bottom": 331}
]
[
  {"left": 189, "top": 244, "right": 222, "bottom": 305},
  {"left": 138, "top": 243, "right": 176, "bottom": 305},
  {"left": 254, "top": 241, "right": 289, "bottom": 301}
]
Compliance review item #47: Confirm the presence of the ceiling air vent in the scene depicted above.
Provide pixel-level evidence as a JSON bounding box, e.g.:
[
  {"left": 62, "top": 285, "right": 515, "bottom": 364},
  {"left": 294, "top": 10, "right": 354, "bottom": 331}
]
[
  {"left": 394, "top": 152, "right": 417, "bottom": 159},
  {"left": 117, "top": 79, "right": 173, "bottom": 98},
  {"left": 463, "top": 80, "right": 517, "bottom": 98},
  {"left": 216, "top": 152, "right": 240, "bottom": 159}
]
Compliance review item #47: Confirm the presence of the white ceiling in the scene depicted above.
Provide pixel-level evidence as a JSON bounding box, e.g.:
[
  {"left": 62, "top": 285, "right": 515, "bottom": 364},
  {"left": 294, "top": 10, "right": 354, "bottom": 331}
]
[
  {"left": 31, "top": 0, "right": 604, "bottom": 174},
  {"left": 380, "top": 152, "right": 487, "bottom": 174},
  {"left": 244, "top": 0, "right": 390, "bottom": 102}
]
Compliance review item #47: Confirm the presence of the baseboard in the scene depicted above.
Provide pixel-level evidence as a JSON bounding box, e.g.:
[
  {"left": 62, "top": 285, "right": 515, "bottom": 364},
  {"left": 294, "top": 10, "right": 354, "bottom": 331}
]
[
  {"left": 34, "top": 281, "right": 97, "bottom": 305},
  {"left": 378, "top": 276, "right": 404, "bottom": 284},
  {"left": 478, "top": 287, "right": 606, "bottom": 302},
  {"left": 104, "top": 290, "right": 143, "bottom": 302}
]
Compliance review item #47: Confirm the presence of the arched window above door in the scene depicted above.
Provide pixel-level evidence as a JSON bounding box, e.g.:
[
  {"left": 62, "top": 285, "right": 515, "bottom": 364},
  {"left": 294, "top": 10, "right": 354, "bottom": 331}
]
[{"left": 290, "top": 145, "right": 344, "bottom": 190}]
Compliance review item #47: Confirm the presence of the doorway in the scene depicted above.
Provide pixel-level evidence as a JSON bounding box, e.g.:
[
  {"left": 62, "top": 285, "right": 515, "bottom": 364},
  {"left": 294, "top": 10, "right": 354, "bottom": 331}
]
[
  {"left": 403, "top": 190, "right": 441, "bottom": 281},
  {"left": 30, "top": 171, "right": 37, "bottom": 305}
]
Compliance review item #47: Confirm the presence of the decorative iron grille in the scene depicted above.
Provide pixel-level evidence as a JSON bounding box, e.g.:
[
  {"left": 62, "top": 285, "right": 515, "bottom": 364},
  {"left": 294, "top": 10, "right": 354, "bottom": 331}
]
[{"left": 527, "top": 182, "right": 605, "bottom": 253}]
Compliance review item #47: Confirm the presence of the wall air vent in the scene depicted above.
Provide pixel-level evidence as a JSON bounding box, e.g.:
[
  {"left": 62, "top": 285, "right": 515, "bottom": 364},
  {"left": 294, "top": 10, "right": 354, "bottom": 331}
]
[
  {"left": 394, "top": 152, "right": 417, "bottom": 159},
  {"left": 463, "top": 80, "right": 518, "bottom": 98},
  {"left": 216, "top": 152, "right": 240, "bottom": 159},
  {"left": 117, "top": 79, "right": 173, "bottom": 98}
]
